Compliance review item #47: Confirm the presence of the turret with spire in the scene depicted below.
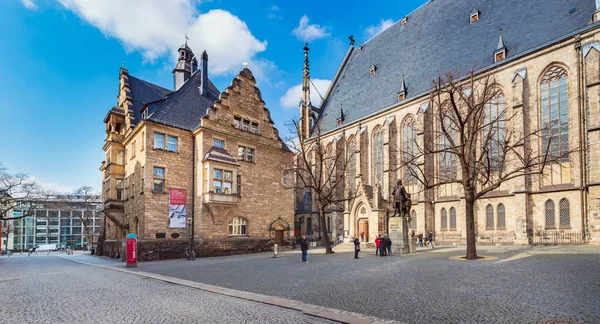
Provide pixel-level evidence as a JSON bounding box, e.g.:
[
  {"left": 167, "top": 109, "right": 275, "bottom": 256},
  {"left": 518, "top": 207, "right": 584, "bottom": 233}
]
[
  {"left": 173, "top": 34, "right": 195, "bottom": 91},
  {"left": 299, "top": 43, "right": 312, "bottom": 139}
]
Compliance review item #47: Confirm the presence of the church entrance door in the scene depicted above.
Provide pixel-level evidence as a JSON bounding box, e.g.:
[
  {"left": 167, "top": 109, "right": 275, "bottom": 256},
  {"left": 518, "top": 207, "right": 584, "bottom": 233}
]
[
  {"left": 275, "top": 225, "right": 285, "bottom": 247},
  {"left": 358, "top": 218, "right": 369, "bottom": 242}
]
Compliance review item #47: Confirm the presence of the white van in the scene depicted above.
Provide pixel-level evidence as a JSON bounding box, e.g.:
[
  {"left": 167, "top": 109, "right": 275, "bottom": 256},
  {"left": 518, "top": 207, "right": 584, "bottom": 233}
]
[{"left": 35, "top": 244, "right": 58, "bottom": 252}]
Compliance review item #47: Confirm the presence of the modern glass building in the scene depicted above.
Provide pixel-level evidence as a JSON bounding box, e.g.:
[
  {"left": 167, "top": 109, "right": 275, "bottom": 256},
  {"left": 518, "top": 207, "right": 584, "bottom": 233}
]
[{"left": 11, "top": 197, "right": 102, "bottom": 250}]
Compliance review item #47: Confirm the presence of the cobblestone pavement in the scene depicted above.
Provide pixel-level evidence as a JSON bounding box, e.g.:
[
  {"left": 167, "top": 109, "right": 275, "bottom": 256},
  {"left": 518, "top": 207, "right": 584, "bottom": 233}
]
[
  {"left": 0, "top": 255, "right": 339, "bottom": 324},
  {"left": 129, "top": 245, "right": 600, "bottom": 324}
]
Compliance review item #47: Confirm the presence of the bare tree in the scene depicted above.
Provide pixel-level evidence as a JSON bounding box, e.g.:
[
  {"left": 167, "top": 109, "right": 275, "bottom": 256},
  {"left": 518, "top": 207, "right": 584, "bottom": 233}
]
[
  {"left": 286, "top": 120, "right": 359, "bottom": 254},
  {"left": 0, "top": 162, "right": 42, "bottom": 221},
  {"left": 1, "top": 220, "right": 14, "bottom": 253},
  {"left": 399, "top": 71, "right": 572, "bottom": 260},
  {"left": 50, "top": 186, "right": 101, "bottom": 249}
]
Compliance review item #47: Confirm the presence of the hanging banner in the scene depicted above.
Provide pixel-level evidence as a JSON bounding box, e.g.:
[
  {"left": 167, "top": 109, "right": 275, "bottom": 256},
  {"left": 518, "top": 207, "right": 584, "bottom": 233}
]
[{"left": 169, "top": 188, "right": 187, "bottom": 228}]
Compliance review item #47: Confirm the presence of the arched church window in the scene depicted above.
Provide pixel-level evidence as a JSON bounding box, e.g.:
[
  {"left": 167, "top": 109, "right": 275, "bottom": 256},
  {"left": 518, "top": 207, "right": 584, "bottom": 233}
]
[
  {"left": 372, "top": 127, "right": 384, "bottom": 186},
  {"left": 441, "top": 208, "right": 448, "bottom": 231},
  {"left": 541, "top": 66, "right": 569, "bottom": 162},
  {"left": 402, "top": 116, "right": 417, "bottom": 184}
]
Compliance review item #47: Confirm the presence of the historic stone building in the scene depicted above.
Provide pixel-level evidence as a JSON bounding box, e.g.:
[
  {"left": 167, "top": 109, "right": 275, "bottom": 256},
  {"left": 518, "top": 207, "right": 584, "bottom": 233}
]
[
  {"left": 100, "top": 43, "right": 294, "bottom": 257},
  {"left": 295, "top": 0, "right": 600, "bottom": 245}
]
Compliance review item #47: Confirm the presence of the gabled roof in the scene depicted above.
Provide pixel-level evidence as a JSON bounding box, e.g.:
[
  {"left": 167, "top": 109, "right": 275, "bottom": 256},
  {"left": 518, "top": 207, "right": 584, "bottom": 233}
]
[
  {"left": 146, "top": 70, "right": 220, "bottom": 130},
  {"left": 316, "top": 0, "right": 596, "bottom": 133},
  {"left": 202, "top": 146, "right": 240, "bottom": 165},
  {"left": 128, "top": 76, "right": 172, "bottom": 124}
]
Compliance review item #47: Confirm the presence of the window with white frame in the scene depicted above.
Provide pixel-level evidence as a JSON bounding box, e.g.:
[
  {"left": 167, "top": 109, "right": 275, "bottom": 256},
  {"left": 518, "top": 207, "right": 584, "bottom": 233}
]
[
  {"left": 153, "top": 167, "right": 165, "bottom": 192},
  {"left": 167, "top": 136, "right": 178, "bottom": 152},
  {"left": 154, "top": 133, "right": 165, "bottom": 149},
  {"left": 228, "top": 217, "right": 247, "bottom": 236}
]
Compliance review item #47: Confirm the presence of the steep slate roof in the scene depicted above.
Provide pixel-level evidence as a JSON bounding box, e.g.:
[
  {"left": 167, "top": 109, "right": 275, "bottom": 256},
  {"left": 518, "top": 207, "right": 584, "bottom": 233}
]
[
  {"left": 146, "top": 70, "right": 220, "bottom": 130},
  {"left": 128, "top": 76, "right": 172, "bottom": 124},
  {"left": 317, "top": 0, "right": 596, "bottom": 133}
]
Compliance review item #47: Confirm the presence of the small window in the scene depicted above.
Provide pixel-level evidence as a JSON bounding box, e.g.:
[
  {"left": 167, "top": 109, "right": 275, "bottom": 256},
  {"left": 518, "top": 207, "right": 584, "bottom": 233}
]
[
  {"left": 154, "top": 133, "right": 165, "bottom": 149},
  {"left": 167, "top": 136, "right": 177, "bottom": 152},
  {"left": 398, "top": 93, "right": 405, "bottom": 101},
  {"left": 153, "top": 167, "right": 165, "bottom": 193},
  {"left": 213, "top": 139, "right": 225, "bottom": 148},
  {"left": 142, "top": 109, "right": 148, "bottom": 119},
  {"left": 495, "top": 51, "right": 505, "bottom": 62},
  {"left": 213, "top": 169, "right": 232, "bottom": 194},
  {"left": 237, "top": 175, "right": 242, "bottom": 197},
  {"left": 242, "top": 119, "right": 250, "bottom": 132},
  {"left": 401, "top": 17, "right": 407, "bottom": 25},
  {"left": 228, "top": 217, "right": 247, "bottom": 236},
  {"left": 234, "top": 116, "right": 242, "bottom": 129},
  {"left": 470, "top": 10, "right": 479, "bottom": 23},
  {"left": 237, "top": 146, "right": 246, "bottom": 160},
  {"left": 251, "top": 122, "right": 259, "bottom": 135},
  {"left": 155, "top": 233, "right": 166, "bottom": 239},
  {"left": 369, "top": 64, "right": 377, "bottom": 77},
  {"left": 247, "top": 148, "right": 255, "bottom": 163}
]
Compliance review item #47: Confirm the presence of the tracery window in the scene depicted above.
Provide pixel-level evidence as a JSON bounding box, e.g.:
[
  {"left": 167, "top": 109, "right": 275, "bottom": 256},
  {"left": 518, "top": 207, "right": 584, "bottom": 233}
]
[
  {"left": 372, "top": 127, "right": 384, "bottom": 186},
  {"left": 497, "top": 203, "right": 506, "bottom": 230},
  {"left": 449, "top": 207, "right": 457, "bottom": 230},
  {"left": 484, "top": 91, "right": 506, "bottom": 171},
  {"left": 559, "top": 198, "right": 570, "bottom": 229},
  {"left": 486, "top": 204, "right": 494, "bottom": 230},
  {"left": 439, "top": 105, "right": 457, "bottom": 180},
  {"left": 540, "top": 66, "right": 569, "bottom": 162},
  {"left": 402, "top": 116, "right": 417, "bottom": 184},
  {"left": 441, "top": 208, "right": 448, "bottom": 231},
  {"left": 545, "top": 200, "right": 556, "bottom": 229},
  {"left": 347, "top": 137, "right": 356, "bottom": 190}
]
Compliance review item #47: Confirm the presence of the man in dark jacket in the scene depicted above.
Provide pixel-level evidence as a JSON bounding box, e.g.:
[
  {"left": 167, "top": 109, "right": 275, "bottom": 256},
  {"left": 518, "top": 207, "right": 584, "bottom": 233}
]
[
  {"left": 427, "top": 231, "right": 435, "bottom": 249},
  {"left": 353, "top": 237, "right": 361, "bottom": 259},
  {"left": 300, "top": 236, "right": 309, "bottom": 262},
  {"left": 380, "top": 236, "right": 387, "bottom": 256}
]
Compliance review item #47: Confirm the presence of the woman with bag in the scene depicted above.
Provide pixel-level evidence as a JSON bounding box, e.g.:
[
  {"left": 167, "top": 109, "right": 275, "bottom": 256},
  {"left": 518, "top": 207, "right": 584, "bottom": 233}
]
[{"left": 353, "top": 237, "right": 361, "bottom": 259}]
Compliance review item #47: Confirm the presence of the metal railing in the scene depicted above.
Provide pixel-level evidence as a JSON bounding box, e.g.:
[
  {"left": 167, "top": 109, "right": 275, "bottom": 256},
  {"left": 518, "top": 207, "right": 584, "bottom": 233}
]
[{"left": 532, "top": 230, "right": 582, "bottom": 245}]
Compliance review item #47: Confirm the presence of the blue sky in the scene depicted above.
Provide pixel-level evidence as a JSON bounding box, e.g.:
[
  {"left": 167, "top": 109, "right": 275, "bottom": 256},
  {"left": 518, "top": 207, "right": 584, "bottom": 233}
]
[{"left": 0, "top": 0, "right": 424, "bottom": 192}]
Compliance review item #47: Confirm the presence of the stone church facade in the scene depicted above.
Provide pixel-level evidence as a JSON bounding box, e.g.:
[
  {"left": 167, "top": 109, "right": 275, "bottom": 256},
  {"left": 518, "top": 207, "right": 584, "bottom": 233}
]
[
  {"left": 99, "top": 43, "right": 294, "bottom": 257},
  {"left": 295, "top": 0, "right": 600, "bottom": 245}
]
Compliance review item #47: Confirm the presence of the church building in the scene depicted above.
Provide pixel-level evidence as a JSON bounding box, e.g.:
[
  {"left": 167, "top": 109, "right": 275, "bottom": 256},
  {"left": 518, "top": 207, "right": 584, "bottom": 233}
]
[
  {"left": 99, "top": 42, "right": 294, "bottom": 257},
  {"left": 295, "top": 0, "right": 600, "bottom": 245}
]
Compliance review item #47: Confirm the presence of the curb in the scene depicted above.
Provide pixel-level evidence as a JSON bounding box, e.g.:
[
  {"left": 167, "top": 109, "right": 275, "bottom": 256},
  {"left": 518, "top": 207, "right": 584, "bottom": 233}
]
[{"left": 60, "top": 255, "right": 403, "bottom": 324}]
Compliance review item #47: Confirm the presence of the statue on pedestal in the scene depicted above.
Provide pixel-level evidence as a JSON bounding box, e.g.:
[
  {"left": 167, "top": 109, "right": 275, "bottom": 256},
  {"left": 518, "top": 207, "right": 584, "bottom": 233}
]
[{"left": 392, "top": 179, "right": 412, "bottom": 217}]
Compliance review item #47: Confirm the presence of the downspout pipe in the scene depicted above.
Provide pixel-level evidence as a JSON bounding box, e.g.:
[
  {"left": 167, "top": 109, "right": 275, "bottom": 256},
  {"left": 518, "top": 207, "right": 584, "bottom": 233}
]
[
  {"left": 575, "top": 37, "right": 588, "bottom": 242},
  {"left": 191, "top": 136, "right": 196, "bottom": 243}
]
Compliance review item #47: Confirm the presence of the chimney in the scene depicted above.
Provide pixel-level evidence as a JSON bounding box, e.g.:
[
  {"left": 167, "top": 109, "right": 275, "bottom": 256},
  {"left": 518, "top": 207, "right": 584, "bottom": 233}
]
[{"left": 200, "top": 51, "right": 209, "bottom": 96}]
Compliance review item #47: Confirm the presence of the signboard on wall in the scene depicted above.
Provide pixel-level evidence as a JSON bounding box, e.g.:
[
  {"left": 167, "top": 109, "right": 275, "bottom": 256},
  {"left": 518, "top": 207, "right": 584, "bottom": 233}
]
[{"left": 168, "top": 188, "right": 187, "bottom": 228}]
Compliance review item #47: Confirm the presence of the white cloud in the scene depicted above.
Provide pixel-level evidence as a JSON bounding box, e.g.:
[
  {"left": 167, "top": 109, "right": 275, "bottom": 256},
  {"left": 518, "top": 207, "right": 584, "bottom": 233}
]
[
  {"left": 267, "top": 5, "right": 282, "bottom": 20},
  {"left": 364, "top": 19, "right": 395, "bottom": 38},
  {"left": 280, "top": 79, "right": 331, "bottom": 110},
  {"left": 58, "top": 0, "right": 268, "bottom": 76},
  {"left": 292, "top": 15, "right": 330, "bottom": 42},
  {"left": 29, "top": 176, "right": 76, "bottom": 194},
  {"left": 21, "top": 0, "right": 38, "bottom": 10}
]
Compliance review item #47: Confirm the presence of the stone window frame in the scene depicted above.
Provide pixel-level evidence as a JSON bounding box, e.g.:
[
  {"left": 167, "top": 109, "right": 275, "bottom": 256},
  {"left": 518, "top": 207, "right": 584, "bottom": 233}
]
[
  {"left": 213, "top": 138, "right": 225, "bottom": 148},
  {"left": 540, "top": 66, "right": 569, "bottom": 163},
  {"left": 440, "top": 208, "right": 448, "bottom": 231},
  {"left": 213, "top": 168, "right": 233, "bottom": 195},
  {"left": 154, "top": 133, "right": 165, "bottom": 150},
  {"left": 228, "top": 216, "right": 248, "bottom": 236},
  {"left": 497, "top": 203, "right": 506, "bottom": 230},
  {"left": 402, "top": 115, "right": 418, "bottom": 184},
  {"left": 372, "top": 126, "right": 384, "bottom": 186},
  {"left": 167, "top": 135, "right": 178, "bottom": 152},
  {"left": 237, "top": 145, "right": 256, "bottom": 163},
  {"left": 449, "top": 207, "right": 457, "bottom": 231},
  {"left": 234, "top": 116, "right": 260, "bottom": 135},
  {"left": 116, "top": 150, "right": 125, "bottom": 165},
  {"left": 153, "top": 166, "right": 166, "bottom": 193},
  {"left": 485, "top": 204, "right": 494, "bottom": 230},
  {"left": 544, "top": 199, "right": 556, "bottom": 229},
  {"left": 559, "top": 198, "right": 571, "bottom": 229},
  {"left": 483, "top": 90, "right": 506, "bottom": 172}
]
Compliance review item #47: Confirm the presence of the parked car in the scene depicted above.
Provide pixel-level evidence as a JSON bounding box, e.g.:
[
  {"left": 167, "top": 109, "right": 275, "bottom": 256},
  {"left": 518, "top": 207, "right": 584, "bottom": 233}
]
[{"left": 0, "top": 250, "right": 13, "bottom": 256}]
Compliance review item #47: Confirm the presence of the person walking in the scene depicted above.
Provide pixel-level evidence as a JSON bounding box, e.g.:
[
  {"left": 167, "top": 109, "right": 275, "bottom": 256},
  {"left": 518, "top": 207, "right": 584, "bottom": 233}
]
[
  {"left": 300, "top": 236, "right": 309, "bottom": 262},
  {"left": 427, "top": 231, "right": 435, "bottom": 249},
  {"left": 387, "top": 236, "right": 393, "bottom": 256},
  {"left": 374, "top": 235, "right": 381, "bottom": 256},
  {"left": 360, "top": 230, "right": 365, "bottom": 242},
  {"left": 417, "top": 233, "right": 424, "bottom": 247},
  {"left": 353, "top": 237, "right": 361, "bottom": 259}
]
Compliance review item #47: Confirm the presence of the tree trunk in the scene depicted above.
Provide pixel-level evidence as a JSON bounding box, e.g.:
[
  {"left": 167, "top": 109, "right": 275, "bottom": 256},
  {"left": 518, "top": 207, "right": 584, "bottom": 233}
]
[
  {"left": 465, "top": 197, "right": 478, "bottom": 260},
  {"left": 319, "top": 208, "right": 333, "bottom": 254}
]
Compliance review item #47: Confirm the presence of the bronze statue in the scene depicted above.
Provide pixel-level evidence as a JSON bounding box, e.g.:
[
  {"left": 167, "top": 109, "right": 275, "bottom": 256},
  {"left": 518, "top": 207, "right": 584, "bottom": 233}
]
[{"left": 392, "top": 179, "right": 411, "bottom": 217}]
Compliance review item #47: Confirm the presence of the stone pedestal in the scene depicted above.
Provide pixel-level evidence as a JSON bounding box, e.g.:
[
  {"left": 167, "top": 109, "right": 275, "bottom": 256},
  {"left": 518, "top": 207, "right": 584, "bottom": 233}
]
[{"left": 389, "top": 217, "right": 410, "bottom": 254}]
